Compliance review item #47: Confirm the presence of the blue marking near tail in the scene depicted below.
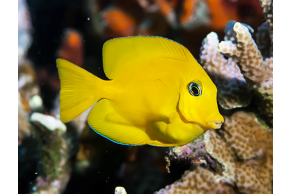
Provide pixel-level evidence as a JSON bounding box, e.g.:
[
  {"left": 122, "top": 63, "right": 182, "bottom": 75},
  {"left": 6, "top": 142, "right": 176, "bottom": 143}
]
[{"left": 87, "top": 122, "right": 140, "bottom": 146}]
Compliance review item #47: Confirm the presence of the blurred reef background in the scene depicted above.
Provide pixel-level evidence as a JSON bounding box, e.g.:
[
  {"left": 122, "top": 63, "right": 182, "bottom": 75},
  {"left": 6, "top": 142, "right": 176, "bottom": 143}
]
[{"left": 18, "top": 0, "right": 273, "bottom": 193}]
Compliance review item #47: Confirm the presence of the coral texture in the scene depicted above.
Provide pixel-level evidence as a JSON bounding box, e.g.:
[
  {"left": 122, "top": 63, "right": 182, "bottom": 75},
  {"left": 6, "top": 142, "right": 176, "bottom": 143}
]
[
  {"left": 156, "top": 167, "right": 236, "bottom": 194},
  {"left": 221, "top": 113, "right": 273, "bottom": 193},
  {"left": 156, "top": 112, "right": 273, "bottom": 194},
  {"left": 217, "top": 22, "right": 273, "bottom": 120},
  {"left": 259, "top": 0, "right": 273, "bottom": 41},
  {"left": 200, "top": 31, "right": 252, "bottom": 109},
  {"left": 223, "top": 20, "right": 254, "bottom": 43}
]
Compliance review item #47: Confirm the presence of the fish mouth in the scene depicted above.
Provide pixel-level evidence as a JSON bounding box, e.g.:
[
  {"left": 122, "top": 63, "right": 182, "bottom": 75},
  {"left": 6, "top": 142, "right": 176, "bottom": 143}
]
[
  {"left": 177, "top": 111, "right": 210, "bottom": 132},
  {"left": 208, "top": 121, "right": 223, "bottom": 129}
]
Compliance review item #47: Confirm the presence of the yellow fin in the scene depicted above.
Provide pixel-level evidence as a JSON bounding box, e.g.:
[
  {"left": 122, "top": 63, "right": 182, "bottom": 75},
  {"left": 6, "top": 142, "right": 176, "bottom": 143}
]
[
  {"left": 87, "top": 99, "right": 150, "bottom": 146},
  {"left": 102, "top": 36, "right": 195, "bottom": 79},
  {"left": 56, "top": 59, "right": 103, "bottom": 123}
]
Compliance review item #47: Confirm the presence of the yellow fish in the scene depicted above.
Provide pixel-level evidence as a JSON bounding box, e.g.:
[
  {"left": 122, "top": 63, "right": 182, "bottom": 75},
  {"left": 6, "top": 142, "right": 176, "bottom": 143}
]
[{"left": 56, "top": 36, "right": 224, "bottom": 147}]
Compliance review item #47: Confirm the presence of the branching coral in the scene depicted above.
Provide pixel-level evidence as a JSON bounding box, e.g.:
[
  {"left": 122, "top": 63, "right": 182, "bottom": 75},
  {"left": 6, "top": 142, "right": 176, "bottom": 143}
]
[
  {"left": 223, "top": 20, "right": 254, "bottom": 44},
  {"left": 201, "top": 18, "right": 273, "bottom": 122},
  {"left": 217, "top": 22, "right": 273, "bottom": 121},
  {"left": 200, "top": 31, "right": 252, "bottom": 109},
  {"left": 217, "top": 23, "right": 271, "bottom": 89}
]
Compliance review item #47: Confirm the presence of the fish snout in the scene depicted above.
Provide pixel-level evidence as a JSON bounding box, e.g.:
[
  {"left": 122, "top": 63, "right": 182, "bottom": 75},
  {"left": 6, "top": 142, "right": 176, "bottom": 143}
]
[{"left": 208, "top": 121, "right": 223, "bottom": 129}]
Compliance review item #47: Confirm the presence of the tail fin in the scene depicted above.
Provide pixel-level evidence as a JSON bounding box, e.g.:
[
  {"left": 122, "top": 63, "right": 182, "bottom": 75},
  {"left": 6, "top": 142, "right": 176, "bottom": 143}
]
[{"left": 56, "top": 58, "right": 103, "bottom": 123}]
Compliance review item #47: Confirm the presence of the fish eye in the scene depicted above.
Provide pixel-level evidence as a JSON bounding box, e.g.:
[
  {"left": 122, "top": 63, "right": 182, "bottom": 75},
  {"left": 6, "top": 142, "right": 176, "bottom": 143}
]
[{"left": 188, "top": 82, "right": 202, "bottom": 97}]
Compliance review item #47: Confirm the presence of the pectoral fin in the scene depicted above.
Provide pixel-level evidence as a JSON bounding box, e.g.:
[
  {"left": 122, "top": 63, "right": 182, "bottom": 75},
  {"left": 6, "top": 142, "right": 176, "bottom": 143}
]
[{"left": 87, "top": 99, "right": 150, "bottom": 146}]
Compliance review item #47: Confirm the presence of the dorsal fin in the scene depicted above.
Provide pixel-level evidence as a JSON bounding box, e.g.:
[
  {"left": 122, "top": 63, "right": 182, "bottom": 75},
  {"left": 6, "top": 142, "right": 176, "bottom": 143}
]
[{"left": 102, "top": 36, "right": 195, "bottom": 79}]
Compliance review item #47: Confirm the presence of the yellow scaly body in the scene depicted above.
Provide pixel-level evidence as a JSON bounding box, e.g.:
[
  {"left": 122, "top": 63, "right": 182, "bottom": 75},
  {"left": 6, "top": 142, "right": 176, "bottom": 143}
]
[{"left": 56, "top": 36, "right": 224, "bottom": 147}]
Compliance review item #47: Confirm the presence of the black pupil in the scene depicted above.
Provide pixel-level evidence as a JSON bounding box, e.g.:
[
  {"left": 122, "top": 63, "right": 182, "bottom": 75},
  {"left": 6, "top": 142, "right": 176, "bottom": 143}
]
[{"left": 192, "top": 85, "right": 199, "bottom": 96}]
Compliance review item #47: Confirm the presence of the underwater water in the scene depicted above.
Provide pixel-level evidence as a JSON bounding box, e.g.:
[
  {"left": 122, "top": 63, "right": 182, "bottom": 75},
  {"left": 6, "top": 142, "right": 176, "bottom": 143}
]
[{"left": 18, "top": 0, "right": 273, "bottom": 193}]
